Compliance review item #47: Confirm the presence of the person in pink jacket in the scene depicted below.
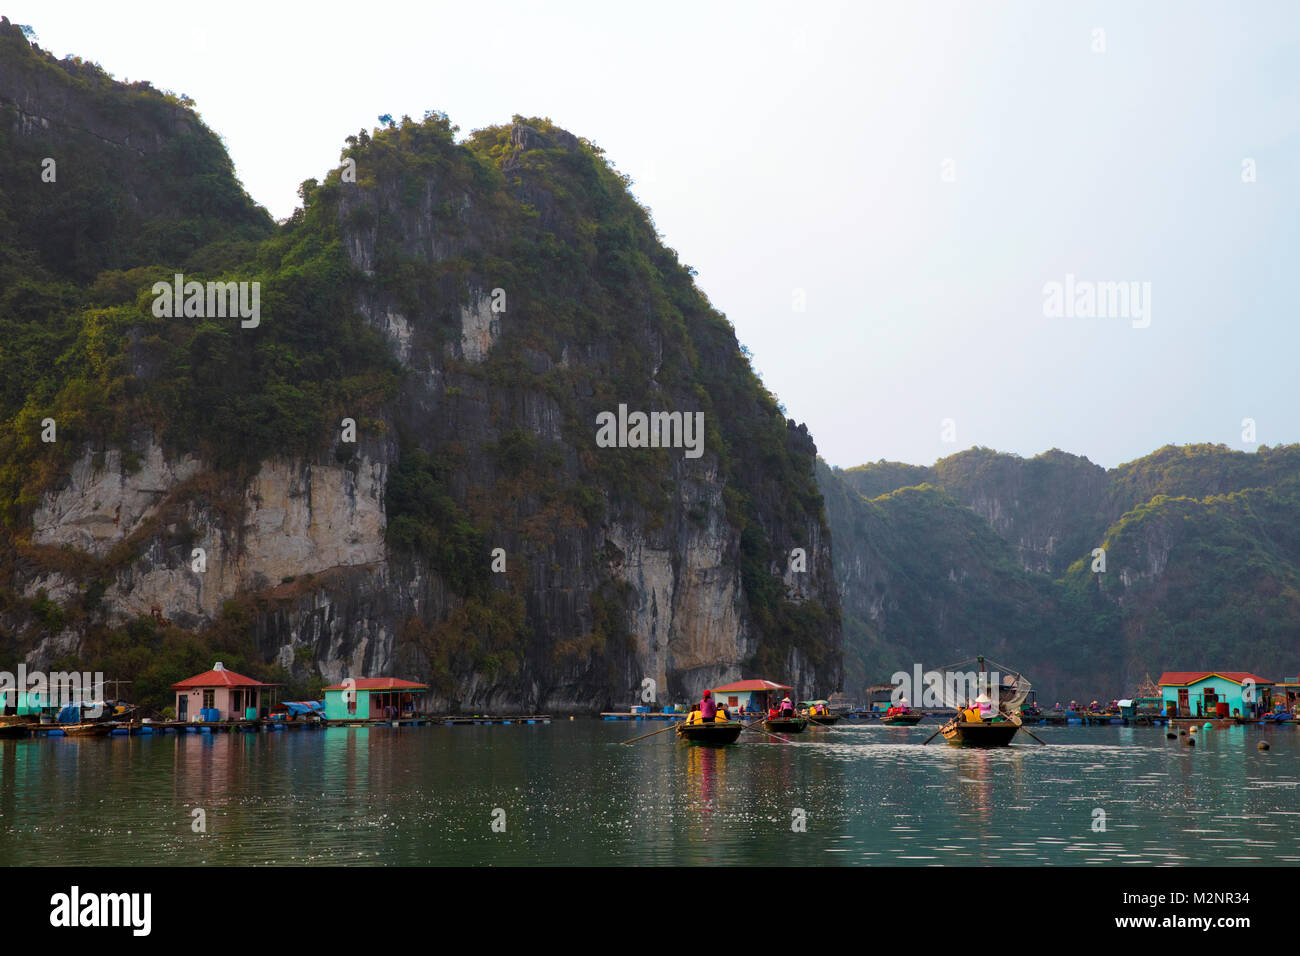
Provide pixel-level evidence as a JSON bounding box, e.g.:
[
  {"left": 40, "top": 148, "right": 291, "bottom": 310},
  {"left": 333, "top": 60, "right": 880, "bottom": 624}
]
[{"left": 699, "top": 690, "right": 717, "bottom": 723}]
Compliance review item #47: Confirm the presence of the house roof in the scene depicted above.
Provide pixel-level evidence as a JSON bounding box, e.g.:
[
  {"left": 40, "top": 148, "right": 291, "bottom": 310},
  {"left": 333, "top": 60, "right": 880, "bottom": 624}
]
[
  {"left": 322, "top": 678, "right": 429, "bottom": 692},
  {"left": 172, "top": 666, "right": 270, "bottom": 689},
  {"left": 709, "top": 679, "right": 792, "bottom": 693},
  {"left": 1156, "top": 671, "right": 1273, "bottom": 687}
]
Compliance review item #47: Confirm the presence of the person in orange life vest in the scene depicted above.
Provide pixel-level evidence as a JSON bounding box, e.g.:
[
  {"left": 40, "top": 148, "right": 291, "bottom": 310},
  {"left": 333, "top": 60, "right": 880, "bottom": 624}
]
[{"left": 699, "top": 689, "right": 717, "bottom": 724}]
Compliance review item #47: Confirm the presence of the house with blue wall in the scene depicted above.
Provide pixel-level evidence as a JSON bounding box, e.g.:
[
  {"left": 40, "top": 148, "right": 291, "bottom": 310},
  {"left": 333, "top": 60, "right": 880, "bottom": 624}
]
[
  {"left": 323, "top": 678, "right": 429, "bottom": 721},
  {"left": 1158, "top": 672, "right": 1274, "bottom": 718}
]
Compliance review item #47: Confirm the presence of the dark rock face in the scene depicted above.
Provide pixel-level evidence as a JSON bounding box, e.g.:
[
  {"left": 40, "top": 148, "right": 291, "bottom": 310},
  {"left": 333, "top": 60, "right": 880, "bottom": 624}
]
[
  {"left": 2, "top": 30, "right": 842, "bottom": 713},
  {"left": 822, "top": 445, "right": 1300, "bottom": 703}
]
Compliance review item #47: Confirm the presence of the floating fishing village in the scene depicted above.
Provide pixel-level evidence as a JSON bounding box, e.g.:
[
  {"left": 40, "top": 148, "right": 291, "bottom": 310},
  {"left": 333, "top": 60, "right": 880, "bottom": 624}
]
[{"left": 2, "top": 657, "right": 1295, "bottom": 748}]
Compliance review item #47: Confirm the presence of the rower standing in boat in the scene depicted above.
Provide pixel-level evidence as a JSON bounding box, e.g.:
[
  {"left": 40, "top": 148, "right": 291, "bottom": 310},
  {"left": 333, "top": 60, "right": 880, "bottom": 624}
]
[{"left": 779, "top": 694, "right": 794, "bottom": 717}]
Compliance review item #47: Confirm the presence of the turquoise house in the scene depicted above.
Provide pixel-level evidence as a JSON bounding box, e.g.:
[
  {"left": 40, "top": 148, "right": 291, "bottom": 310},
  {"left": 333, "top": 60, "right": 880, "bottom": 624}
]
[
  {"left": 1158, "top": 672, "right": 1274, "bottom": 719},
  {"left": 1, "top": 689, "right": 55, "bottom": 718},
  {"left": 323, "top": 677, "right": 429, "bottom": 721}
]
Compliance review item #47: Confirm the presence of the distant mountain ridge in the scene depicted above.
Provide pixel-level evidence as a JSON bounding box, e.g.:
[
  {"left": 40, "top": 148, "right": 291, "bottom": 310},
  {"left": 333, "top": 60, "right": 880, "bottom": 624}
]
[{"left": 821, "top": 444, "right": 1300, "bottom": 701}]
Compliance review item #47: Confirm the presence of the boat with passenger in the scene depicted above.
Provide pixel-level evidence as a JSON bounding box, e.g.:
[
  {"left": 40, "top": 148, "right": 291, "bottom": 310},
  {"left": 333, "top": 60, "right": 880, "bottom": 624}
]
[
  {"left": 933, "top": 657, "right": 1033, "bottom": 747},
  {"left": 803, "top": 700, "right": 841, "bottom": 726}
]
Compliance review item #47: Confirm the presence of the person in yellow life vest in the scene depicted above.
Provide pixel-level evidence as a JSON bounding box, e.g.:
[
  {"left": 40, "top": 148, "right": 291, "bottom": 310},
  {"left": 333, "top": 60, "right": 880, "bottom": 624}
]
[
  {"left": 716, "top": 702, "right": 729, "bottom": 721},
  {"left": 962, "top": 703, "right": 982, "bottom": 722}
]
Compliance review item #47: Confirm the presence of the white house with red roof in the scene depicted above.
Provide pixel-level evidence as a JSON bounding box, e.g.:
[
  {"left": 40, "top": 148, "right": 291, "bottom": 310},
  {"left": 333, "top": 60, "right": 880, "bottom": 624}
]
[
  {"left": 1157, "top": 671, "right": 1274, "bottom": 719},
  {"left": 172, "top": 662, "right": 273, "bottom": 721}
]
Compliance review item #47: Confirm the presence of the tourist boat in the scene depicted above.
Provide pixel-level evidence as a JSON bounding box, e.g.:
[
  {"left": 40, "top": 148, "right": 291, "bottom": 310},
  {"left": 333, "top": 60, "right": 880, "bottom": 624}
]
[
  {"left": 881, "top": 712, "right": 924, "bottom": 726},
  {"left": 939, "top": 717, "right": 1020, "bottom": 747},
  {"left": 765, "top": 716, "right": 808, "bottom": 734},
  {"left": 59, "top": 722, "right": 114, "bottom": 738},
  {"left": 676, "top": 720, "right": 743, "bottom": 746},
  {"left": 802, "top": 701, "right": 841, "bottom": 726}
]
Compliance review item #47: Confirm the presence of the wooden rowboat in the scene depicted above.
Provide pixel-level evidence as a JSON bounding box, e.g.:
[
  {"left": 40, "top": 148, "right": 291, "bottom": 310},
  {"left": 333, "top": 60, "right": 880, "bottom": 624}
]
[
  {"left": 940, "top": 718, "right": 1019, "bottom": 747},
  {"left": 676, "top": 720, "right": 743, "bottom": 746},
  {"left": 765, "top": 716, "right": 808, "bottom": 734},
  {"left": 806, "top": 713, "right": 842, "bottom": 726},
  {"left": 881, "top": 712, "right": 924, "bottom": 726},
  {"left": 59, "top": 723, "right": 114, "bottom": 738}
]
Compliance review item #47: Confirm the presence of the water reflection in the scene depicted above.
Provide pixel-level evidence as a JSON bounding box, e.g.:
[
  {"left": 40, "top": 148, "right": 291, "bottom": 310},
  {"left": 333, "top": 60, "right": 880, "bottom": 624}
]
[{"left": 0, "top": 723, "right": 1294, "bottom": 866}]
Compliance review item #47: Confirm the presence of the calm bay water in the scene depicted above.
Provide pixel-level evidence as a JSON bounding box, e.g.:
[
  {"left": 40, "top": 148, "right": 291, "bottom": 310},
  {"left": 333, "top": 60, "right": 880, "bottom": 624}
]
[{"left": 0, "top": 721, "right": 1296, "bottom": 866}]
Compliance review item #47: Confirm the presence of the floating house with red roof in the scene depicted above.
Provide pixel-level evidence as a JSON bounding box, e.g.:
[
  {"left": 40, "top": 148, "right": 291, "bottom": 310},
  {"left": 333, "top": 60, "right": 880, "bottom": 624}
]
[
  {"left": 172, "top": 662, "right": 273, "bottom": 721},
  {"left": 1157, "top": 671, "right": 1274, "bottom": 719},
  {"left": 708, "top": 679, "right": 792, "bottom": 715},
  {"left": 322, "top": 677, "right": 429, "bottom": 721}
]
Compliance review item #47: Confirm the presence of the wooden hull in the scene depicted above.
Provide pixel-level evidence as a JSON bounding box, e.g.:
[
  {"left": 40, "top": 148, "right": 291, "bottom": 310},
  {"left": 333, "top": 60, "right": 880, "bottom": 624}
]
[
  {"left": 59, "top": 723, "right": 114, "bottom": 737},
  {"left": 765, "top": 717, "right": 808, "bottom": 734},
  {"left": 0, "top": 722, "right": 32, "bottom": 739},
  {"left": 941, "top": 720, "right": 1019, "bottom": 747},
  {"left": 807, "top": 714, "right": 841, "bottom": 726},
  {"left": 676, "top": 720, "right": 742, "bottom": 746},
  {"left": 881, "top": 713, "right": 924, "bottom": 726}
]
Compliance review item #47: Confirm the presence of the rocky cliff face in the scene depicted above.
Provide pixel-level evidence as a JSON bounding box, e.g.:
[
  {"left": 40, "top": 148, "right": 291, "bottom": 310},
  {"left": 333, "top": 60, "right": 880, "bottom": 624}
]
[
  {"left": 822, "top": 445, "right": 1300, "bottom": 701},
  {"left": 839, "top": 448, "right": 1110, "bottom": 575},
  {"left": 0, "top": 36, "right": 841, "bottom": 712}
]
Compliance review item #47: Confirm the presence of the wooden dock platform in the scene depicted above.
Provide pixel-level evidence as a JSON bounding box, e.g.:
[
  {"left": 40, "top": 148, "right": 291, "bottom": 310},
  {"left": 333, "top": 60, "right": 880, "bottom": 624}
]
[
  {"left": 600, "top": 712, "right": 686, "bottom": 721},
  {"left": 11, "top": 715, "right": 554, "bottom": 737}
]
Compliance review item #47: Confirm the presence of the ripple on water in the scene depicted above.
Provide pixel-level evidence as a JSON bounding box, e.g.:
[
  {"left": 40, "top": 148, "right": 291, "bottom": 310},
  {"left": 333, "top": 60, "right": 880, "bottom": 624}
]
[{"left": 1, "top": 723, "right": 1297, "bottom": 865}]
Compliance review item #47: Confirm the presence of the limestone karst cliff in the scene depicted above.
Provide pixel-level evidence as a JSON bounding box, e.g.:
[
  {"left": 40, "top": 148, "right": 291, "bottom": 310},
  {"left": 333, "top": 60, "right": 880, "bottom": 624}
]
[
  {"left": 0, "top": 21, "right": 841, "bottom": 712},
  {"left": 822, "top": 445, "right": 1300, "bottom": 701}
]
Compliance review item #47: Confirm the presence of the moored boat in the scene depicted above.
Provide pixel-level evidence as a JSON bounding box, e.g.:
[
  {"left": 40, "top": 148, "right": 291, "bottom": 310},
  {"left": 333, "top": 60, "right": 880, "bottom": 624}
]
[
  {"left": 0, "top": 721, "right": 32, "bottom": 739},
  {"left": 676, "top": 720, "right": 743, "bottom": 746},
  {"left": 59, "top": 722, "right": 114, "bottom": 738}
]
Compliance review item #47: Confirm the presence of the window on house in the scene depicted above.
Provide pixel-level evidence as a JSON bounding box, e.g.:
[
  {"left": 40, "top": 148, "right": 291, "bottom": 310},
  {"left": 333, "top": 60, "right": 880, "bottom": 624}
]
[{"left": 203, "top": 690, "right": 214, "bottom": 710}]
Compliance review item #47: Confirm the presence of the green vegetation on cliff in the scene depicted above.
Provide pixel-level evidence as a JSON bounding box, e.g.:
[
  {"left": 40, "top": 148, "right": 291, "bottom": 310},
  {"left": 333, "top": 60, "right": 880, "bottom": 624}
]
[
  {"left": 0, "top": 22, "right": 840, "bottom": 712},
  {"left": 824, "top": 443, "right": 1300, "bottom": 701}
]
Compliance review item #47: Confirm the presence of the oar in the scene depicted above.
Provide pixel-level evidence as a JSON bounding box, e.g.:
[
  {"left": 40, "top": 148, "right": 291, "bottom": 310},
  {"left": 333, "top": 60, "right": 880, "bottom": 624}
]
[
  {"left": 1011, "top": 714, "right": 1048, "bottom": 745},
  {"left": 921, "top": 721, "right": 950, "bottom": 746},
  {"left": 621, "top": 717, "right": 684, "bottom": 744},
  {"left": 921, "top": 708, "right": 960, "bottom": 745}
]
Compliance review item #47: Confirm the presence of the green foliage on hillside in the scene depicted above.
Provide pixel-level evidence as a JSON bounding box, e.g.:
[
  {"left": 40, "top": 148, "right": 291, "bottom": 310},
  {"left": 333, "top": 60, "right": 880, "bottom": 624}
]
[
  {"left": 823, "top": 443, "right": 1300, "bottom": 700},
  {"left": 354, "top": 112, "right": 836, "bottom": 673},
  {"left": 0, "top": 33, "right": 839, "bottom": 704},
  {"left": 0, "top": 19, "right": 271, "bottom": 283}
]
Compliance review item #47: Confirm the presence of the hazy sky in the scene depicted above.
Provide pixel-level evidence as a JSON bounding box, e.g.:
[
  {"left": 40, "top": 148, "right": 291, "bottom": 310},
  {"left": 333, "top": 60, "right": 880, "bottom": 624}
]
[{"left": 16, "top": 1, "right": 1299, "bottom": 469}]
